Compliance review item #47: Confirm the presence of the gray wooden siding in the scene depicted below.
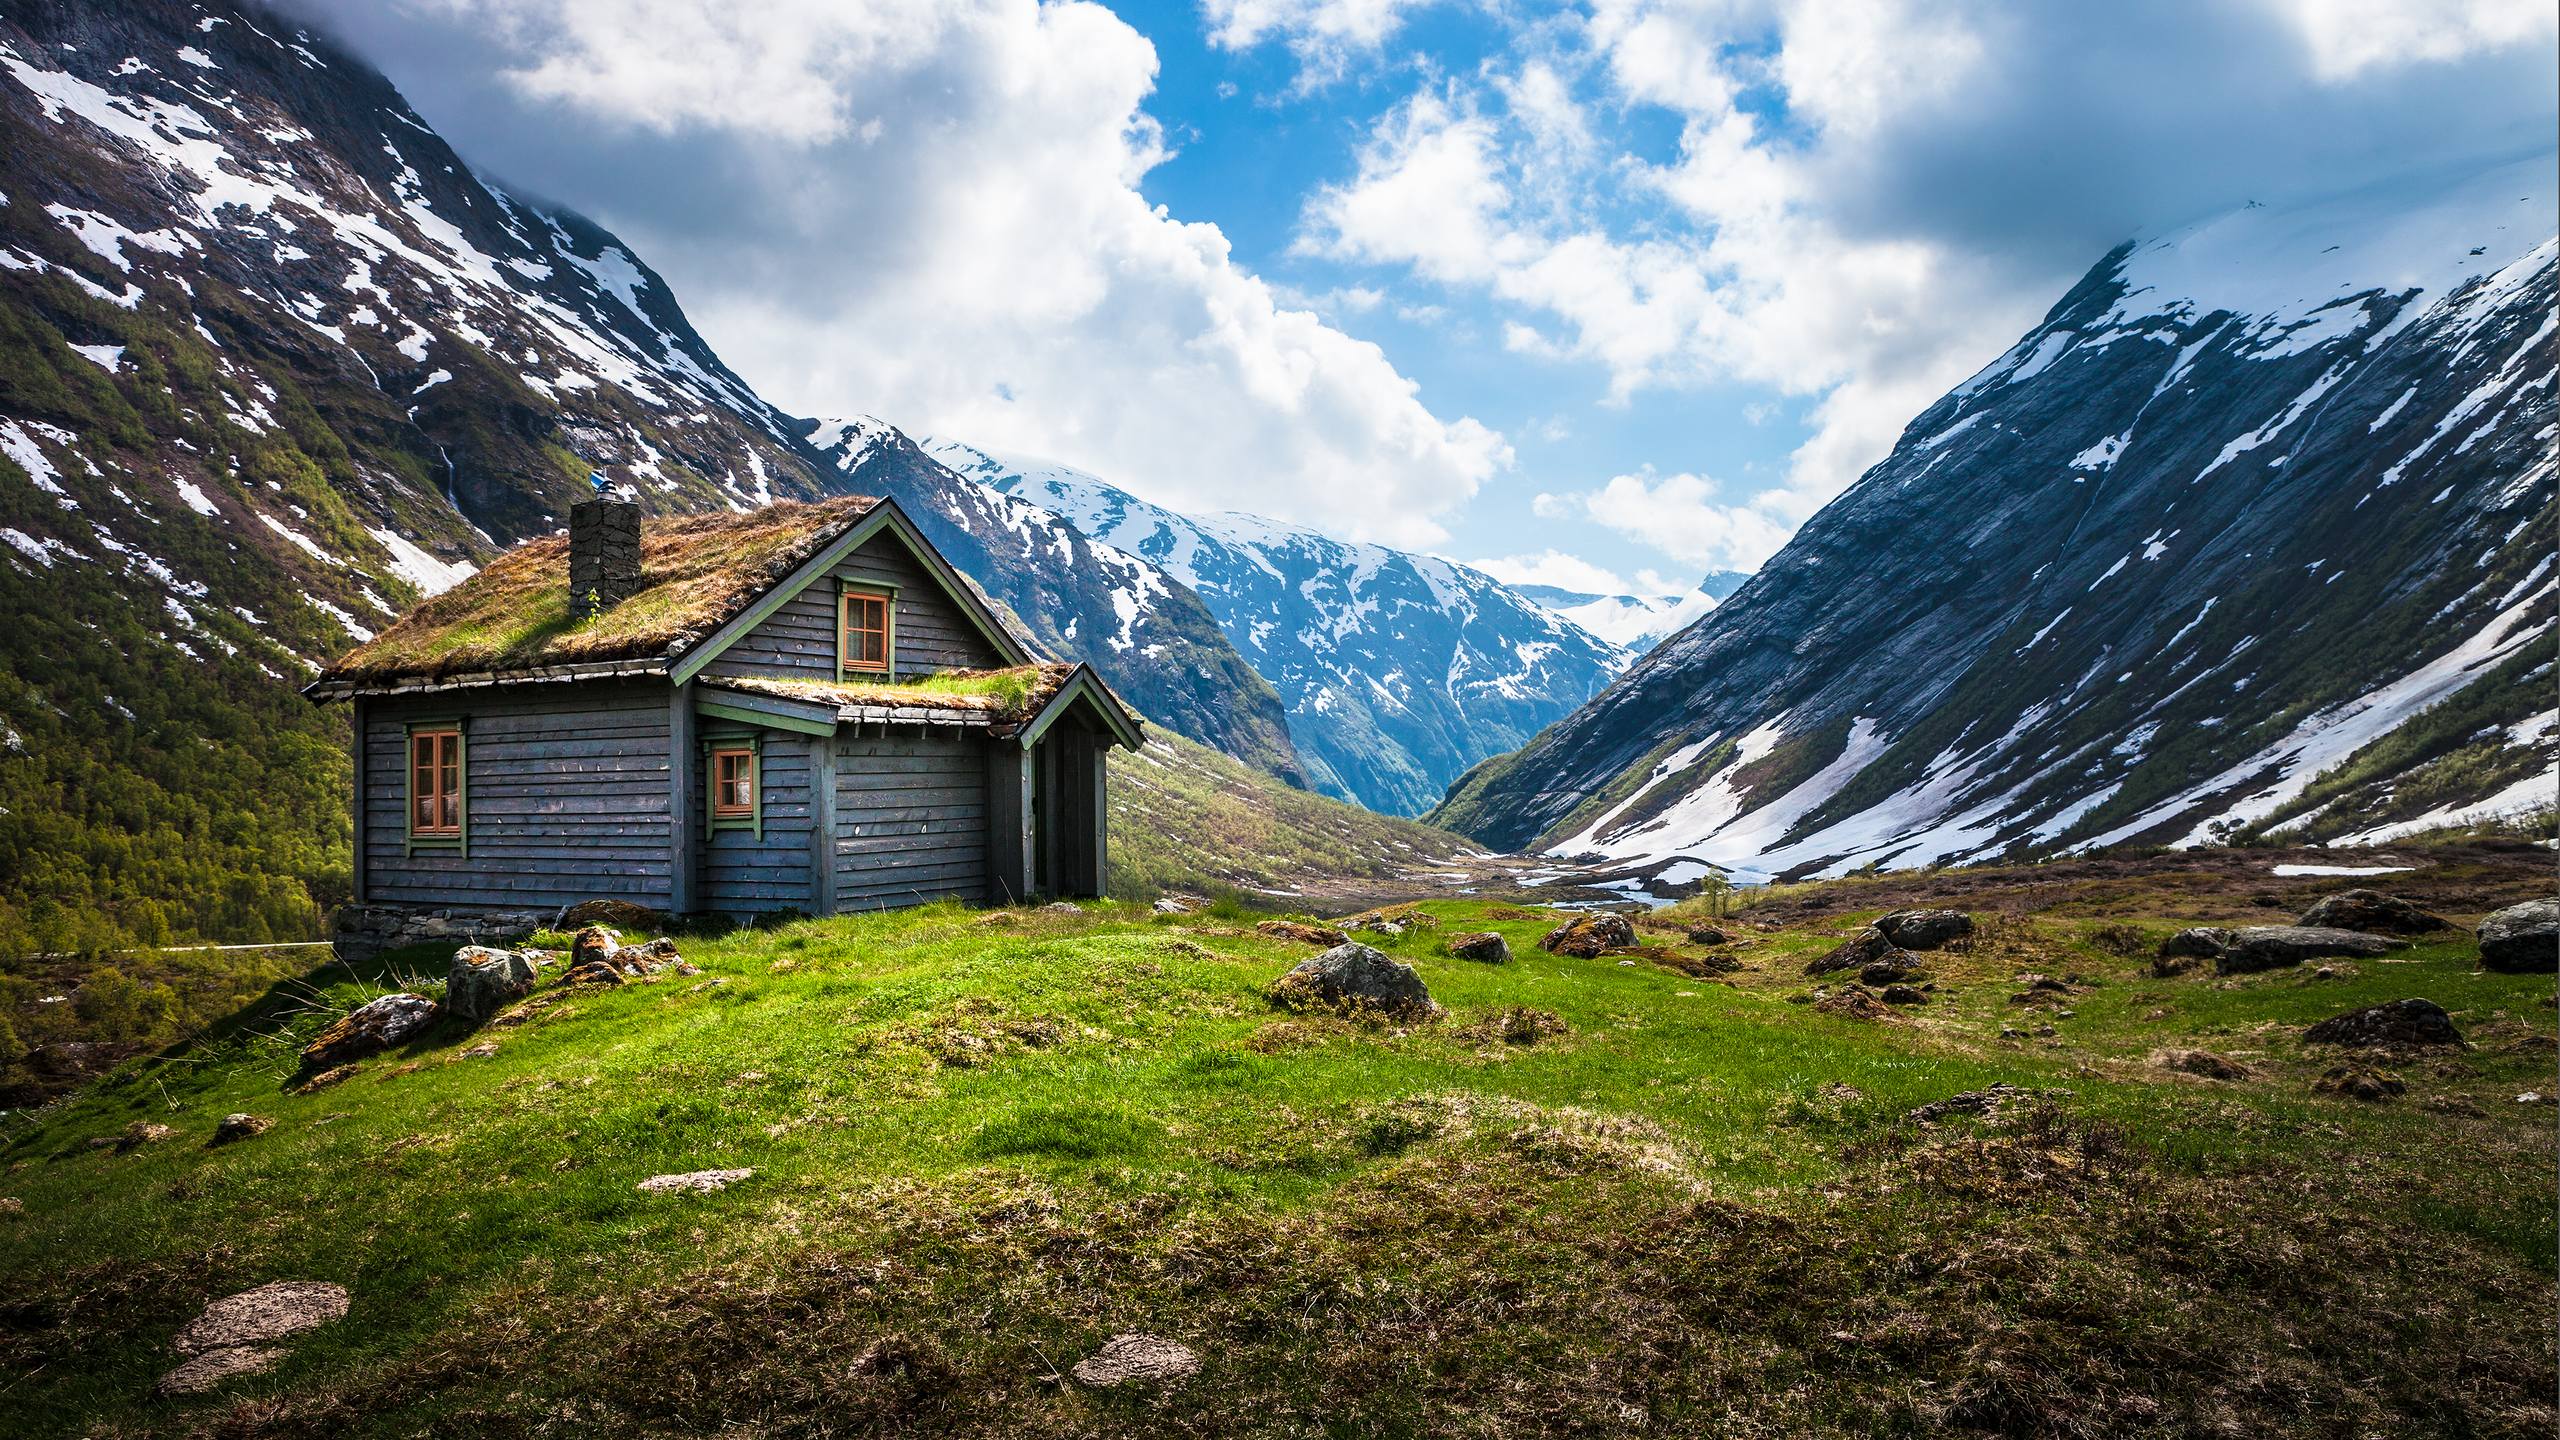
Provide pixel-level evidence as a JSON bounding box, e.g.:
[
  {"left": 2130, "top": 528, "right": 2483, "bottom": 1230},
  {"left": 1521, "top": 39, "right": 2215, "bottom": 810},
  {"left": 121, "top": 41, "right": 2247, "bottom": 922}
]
[
  {"left": 704, "top": 532, "right": 1008, "bottom": 683},
  {"left": 835, "top": 730, "right": 990, "bottom": 909},
  {"left": 361, "top": 681, "right": 673, "bottom": 910},
  {"left": 697, "top": 732, "right": 817, "bottom": 914}
]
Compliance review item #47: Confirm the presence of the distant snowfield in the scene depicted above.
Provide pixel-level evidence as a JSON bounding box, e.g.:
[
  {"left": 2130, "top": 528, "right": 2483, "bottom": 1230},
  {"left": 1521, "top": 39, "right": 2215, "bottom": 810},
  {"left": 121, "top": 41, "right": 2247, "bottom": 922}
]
[{"left": 2270, "top": 863, "right": 2415, "bottom": 877}]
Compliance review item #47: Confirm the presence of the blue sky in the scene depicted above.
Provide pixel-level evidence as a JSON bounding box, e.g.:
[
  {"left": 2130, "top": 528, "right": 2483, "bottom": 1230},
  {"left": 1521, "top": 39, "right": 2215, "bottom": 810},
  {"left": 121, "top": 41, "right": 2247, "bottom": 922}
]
[{"left": 285, "top": 0, "right": 2555, "bottom": 598}]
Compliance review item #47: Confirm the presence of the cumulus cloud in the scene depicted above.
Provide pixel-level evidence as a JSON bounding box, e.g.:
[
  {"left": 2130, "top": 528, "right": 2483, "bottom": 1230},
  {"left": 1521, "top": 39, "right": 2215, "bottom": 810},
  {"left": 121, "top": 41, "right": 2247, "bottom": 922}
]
[
  {"left": 1200, "top": 0, "right": 1442, "bottom": 84},
  {"left": 1467, "top": 549, "right": 1638, "bottom": 595},
  {"left": 303, "top": 0, "right": 1506, "bottom": 547},
  {"left": 1300, "top": 0, "right": 2557, "bottom": 533},
  {"left": 1545, "top": 469, "right": 1799, "bottom": 572}
]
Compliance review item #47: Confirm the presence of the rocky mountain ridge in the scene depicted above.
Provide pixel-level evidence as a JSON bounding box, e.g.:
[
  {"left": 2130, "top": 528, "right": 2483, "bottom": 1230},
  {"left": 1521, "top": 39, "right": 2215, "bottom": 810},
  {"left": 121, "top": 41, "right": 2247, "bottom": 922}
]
[
  {"left": 924, "top": 436, "right": 1631, "bottom": 815},
  {"left": 1434, "top": 155, "right": 2558, "bottom": 882}
]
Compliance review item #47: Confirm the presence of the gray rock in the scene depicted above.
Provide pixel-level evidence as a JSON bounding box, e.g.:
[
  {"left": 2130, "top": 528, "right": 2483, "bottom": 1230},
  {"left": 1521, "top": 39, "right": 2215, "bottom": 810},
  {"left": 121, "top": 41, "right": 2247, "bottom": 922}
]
[
  {"left": 2158, "top": 927, "right": 2237, "bottom": 962},
  {"left": 1806, "top": 927, "right": 1914, "bottom": 977},
  {"left": 636, "top": 1168, "right": 754, "bottom": 1194},
  {"left": 1879, "top": 984, "right": 1929, "bottom": 1006},
  {"left": 174, "top": 1281, "right": 350, "bottom": 1355},
  {"left": 569, "top": 925, "right": 622, "bottom": 968},
  {"left": 1860, "top": 954, "right": 1925, "bottom": 986},
  {"left": 1152, "top": 897, "right": 1191, "bottom": 915},
  {"left": 210, "top": 1113, "right": 271, "bottom": 1146},
  {"left": 1071, "top": 1333, "right": 1200, "bottom": 1387},
  {"left": 445, "top": 946, "right": 539, "bottom": 1023},
  {"left": 1875, "top": 908, "right": 1973, "bottom": 950},
  {"left": 300, "top": 993, "right": 437, "bottom": 1071},
  {"left": 1538, "top": 913, "right": 1636, "bottom": 957},
  {"left": 2303, "top": 998, "right": 2464, "bottom": 1049},
  {"left": 329, "top": 904, "right": 547, "bottom": 965},
  {"left": 2213, "top": 926, "right": 2406, "bottom": 975},
  {"left": 1269, "top": 943, "right": 1438, "bottom": 1020},
  {"left": 2295, "top": 889, "right": 2451, "bottom": 936},
  {"left": 1446, "top": 931, "right": 1512, "bottom": 964},
  {"left": 2478, "top": 898, "right": 2559, "bottom": 973}
]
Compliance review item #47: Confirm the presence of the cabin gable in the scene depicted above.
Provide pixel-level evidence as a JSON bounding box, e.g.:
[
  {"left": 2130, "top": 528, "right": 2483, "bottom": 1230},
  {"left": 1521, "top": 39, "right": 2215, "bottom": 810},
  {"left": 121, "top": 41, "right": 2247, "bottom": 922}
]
[{"left": 697, "top": 526, "right": 1012, "bottom": 684}]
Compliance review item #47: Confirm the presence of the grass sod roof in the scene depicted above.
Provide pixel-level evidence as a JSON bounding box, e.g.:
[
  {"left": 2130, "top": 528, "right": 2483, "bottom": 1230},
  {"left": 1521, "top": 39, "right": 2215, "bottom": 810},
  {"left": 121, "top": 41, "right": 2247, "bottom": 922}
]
[
  {"left": 707, "top": 665, "right": 1076, "bottom": 725},
  {"left": 316, "top": 497, "right": 884, "bottom": 688}
]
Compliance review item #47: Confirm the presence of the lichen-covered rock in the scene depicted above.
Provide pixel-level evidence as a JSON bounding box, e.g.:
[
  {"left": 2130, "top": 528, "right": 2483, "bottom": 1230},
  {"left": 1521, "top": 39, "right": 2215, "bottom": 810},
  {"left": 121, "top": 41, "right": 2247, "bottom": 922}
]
[
  {"left": 1268, "top": 943, "right": 1437, "bottom": 1020},
  {"left": 1805, "top": 927, "right": 1913, "bottom": 977},
  {"left": 210, "top": 1113, "right": 272, "bottom": 1146},
  {"left": 2158, "top": 927, "right": 2237, "bottom": 962},
  {"left": 2295, "top": 890, "right": 2451, "bottom": 936},
  {"left": 299, "top": 993, "right": 436, "bottom": 1071},
  {"left": 1875, "top": 909, "right": 1973, "bottom": 950},
  {"left": 2478, "top": 898, "right": 2560, "bottom": 973},
  {"left": 2213, "top": 926, "right": 2406, "bottom": 975},
  {"left": 1538, "top": 913, "right": 1637, "bottom": 958},
  {"left": 445, "top": 946, "right": 539, "bottom": 1023},
  {"left": 1814, "top": 985, "right": 1894, "bottom": 1021},
  {"left": 2314, "top": 1064, "right": 2406, "bottom": 1102},
  {"left": 174, "top": 1281, "right": 350, "bottom": 1355},
  {"left": 2303, "top": 998, "right": 2464, "bottom": 1049},
  {"left": 1256, "top": 919, "right": 1349, "bottom": 947},
  {"left": 636, "top": 1168, "right": 754, "bottom": 1194},
  {"left": 1859, "top": 954, "right": 1925, "bottom": 986},
  {"left": 569, "top": 925, "right": 622, "bottom": 968},
  {"left": 610, "top": 936, "right": 683, "bottom": 972},
  {"left": 1071, "top": 1333, "right": 1200, "bottom": 1387},
  {"left": 1446, "top": 931, "right": 1512, "bottom": 964}
]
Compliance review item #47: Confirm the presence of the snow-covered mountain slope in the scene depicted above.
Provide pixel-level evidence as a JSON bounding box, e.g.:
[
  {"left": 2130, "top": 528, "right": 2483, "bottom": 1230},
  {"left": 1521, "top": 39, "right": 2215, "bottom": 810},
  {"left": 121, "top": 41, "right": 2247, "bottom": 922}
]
[
  {"left": 1512, "top": 574, "right": 1749, "bottom": 654},
  {"left": 0, "top": 0, "right": 1311, "bottom": 951},
  {"left": 803, "top": 419, "right": 1301, "bottom": 784},
  {"left": 1434, "top": 155, "right": 2558, "bottom": 878},
  {"left": 924, "top": 438, "right": 1631, "bottom": 816}
]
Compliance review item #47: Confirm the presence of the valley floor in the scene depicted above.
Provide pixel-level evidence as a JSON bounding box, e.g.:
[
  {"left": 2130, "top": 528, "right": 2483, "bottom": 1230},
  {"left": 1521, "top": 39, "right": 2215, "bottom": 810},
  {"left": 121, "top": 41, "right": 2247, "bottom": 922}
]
[{"left": 1, "top": 845, "right": 2553, "bottom": 1437}]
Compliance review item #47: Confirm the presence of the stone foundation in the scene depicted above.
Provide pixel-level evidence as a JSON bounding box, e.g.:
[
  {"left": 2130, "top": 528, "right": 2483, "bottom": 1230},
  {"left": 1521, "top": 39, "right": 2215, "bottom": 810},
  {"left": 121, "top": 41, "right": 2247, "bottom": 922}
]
[{"left": 330, "top": 904, "right": 552, "bottom": 965}]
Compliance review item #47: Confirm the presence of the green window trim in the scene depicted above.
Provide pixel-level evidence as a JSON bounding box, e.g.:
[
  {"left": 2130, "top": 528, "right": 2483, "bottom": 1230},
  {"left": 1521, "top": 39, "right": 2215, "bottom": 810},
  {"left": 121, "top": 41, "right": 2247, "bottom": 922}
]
[
  {"left": 836, "top": 581, "right": 899, "bottom": 681},
  {"left": 703, "top": 731, "right": 764, "bottom": 839},
  {"left": 402, "top": 716, "right": 468, "bottom": 859}
]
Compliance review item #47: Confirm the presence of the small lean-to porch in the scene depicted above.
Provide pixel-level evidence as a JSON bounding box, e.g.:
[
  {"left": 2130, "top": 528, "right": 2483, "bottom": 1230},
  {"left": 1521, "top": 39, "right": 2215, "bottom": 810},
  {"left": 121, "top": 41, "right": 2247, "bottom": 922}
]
[{"left": 688, "top": 664, "right": 1143, "bottom": 914}]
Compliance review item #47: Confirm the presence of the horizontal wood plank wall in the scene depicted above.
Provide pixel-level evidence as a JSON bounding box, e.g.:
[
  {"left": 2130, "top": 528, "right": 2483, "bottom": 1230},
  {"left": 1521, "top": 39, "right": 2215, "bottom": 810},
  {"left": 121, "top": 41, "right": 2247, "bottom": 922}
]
[
  {"left": 704, "top": 533, "right": 1008, "bottom": 683},
  {"left": 700, "top": 735, "right": 816, "bottom": 914},
  {"left": 362, "top": 681, "right": 672, "bottom": 909},
  {"left": 835, "top": 729, "right": 991, "bottom": 910}
]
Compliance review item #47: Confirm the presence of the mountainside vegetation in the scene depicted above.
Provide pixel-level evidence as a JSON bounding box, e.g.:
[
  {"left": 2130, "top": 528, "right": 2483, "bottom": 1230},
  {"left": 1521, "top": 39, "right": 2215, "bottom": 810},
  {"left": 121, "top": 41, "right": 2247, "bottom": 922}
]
[
  {"left": 1435, "top": 159, "right": 2558, "bottom": 878},
  {"left": 3, "top": 851, "right": 2550, "bottom": 1436}
]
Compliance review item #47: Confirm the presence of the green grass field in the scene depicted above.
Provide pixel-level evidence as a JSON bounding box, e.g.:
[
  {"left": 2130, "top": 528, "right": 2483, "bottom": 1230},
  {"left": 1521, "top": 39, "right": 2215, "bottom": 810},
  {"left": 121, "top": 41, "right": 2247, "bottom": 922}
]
[{"left": 2, "top": 884, "right": 2552, "bottom": 1437}]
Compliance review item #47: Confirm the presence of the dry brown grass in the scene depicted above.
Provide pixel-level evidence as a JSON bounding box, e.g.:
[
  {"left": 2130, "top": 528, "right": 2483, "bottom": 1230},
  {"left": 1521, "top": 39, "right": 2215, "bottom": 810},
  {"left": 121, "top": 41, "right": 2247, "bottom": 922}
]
[{"left": 321, "top": 497, "right": 879, "bottom": 684}]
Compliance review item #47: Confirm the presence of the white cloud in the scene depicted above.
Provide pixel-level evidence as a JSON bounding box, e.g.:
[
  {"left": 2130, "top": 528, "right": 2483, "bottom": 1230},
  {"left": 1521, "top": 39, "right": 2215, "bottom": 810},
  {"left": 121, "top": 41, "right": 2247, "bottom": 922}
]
[
  {"left": 1301, "top": 0, "right": 2556, "bottom": 546},
  {"left": 1468, "top": 549, "right": 1636, "bottom": 595},
  {"left": 1200, "top": 0, "right": 1442, "bottom": 83},
  {"left": 1555, "top": 468, "right": 1797, "bottom": 571},
  {"left": 403, "top": 0, "right": 1507, "bottom": 547}
]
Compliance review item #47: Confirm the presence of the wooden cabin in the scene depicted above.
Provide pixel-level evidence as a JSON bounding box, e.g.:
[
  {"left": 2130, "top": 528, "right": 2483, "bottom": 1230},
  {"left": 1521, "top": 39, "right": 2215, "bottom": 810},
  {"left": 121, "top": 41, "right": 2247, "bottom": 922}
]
[{"left": 306, "top": 494, "right": 1142, "bottom": 920}]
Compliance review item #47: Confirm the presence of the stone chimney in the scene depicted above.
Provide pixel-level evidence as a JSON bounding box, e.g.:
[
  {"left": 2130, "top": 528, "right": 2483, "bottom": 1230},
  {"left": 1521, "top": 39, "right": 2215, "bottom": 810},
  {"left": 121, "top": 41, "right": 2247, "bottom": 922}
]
[{"left": 568, "top": 493, "right": 642, "bottom": 619}]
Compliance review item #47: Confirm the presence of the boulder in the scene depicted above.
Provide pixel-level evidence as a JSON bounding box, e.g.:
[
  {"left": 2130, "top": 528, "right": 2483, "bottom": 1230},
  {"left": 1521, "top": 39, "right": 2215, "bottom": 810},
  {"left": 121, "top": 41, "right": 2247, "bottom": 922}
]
[
  {"left": 2314, "top": 1065, "right": 2406, "bottom": 1102},
  {"left": 1879, "top": 984, "right": 1930, "bottom": 1006},
  {"left": 2213, "top": 926, "right": 2406, "bottom": 975},
  {"left": 2157, "top": 928, "right": 2237, "bottom": 966},
  {"left": 1446, "top": 931, "right": 1512, "bottom": 964},
  {"left": 1152, "top": 897, "right": 1191, "bottom": 915},
  {"left": 1071, "top": 1333, "right": 1200, "bottom": 1387},
  {"left": 300, "top": 993, "right": 437, "bottom": 1071},
  {"left": 1875, "top": 909, "right": 1973, "bottom": 951},
  {"left": 2303, "top": 998, "right": 2464, "bottom": 1049},
  {"left": 2295, "top": 889, "right": 2451, "bottom": 936},
  {"left": 1685, "top": 925, "right": 1729, "bottom": 946},
  {"left": 1814, "top": 985, "right": 1894, "bottom": 1021},
  {"left": 1806, "top": 927, "right": 1913, "bottom": 978},
  {"left": 1268, "top": 943, "right": 1438, "bottom": 1020},
  {"left": 610, "top": 936, "right": 683, "bottom": 973},
  {"left": 556, "top": 898, "right": 670, "bottom": 932},
  {"left": 98, "top": 1120, "right": 176, "bottom": 1151},
  {"left": 210, "top": 1113, "right": 271, "bottom": 1146},
  {"left": 569, "top": 925, "right": 621, "bottom": 968},
  {"left": 174, "top": 1281, "right": 350, "bottom": 1356},
  {"left": 1859, "top": 954, "right": 1925, "bottom": 987},
  {"left": 636, "top": 1168, "right": 754, "bottom": 1194},
  {"left": 445, "top": 946, "right": 539, "bottom": 1023},
  {"left": 1538, "top": 913, "right": 1637, "bottom": 958},
  {"left": 1256, "top": 920, "right": 1349, "bottom": 947},
  {"left": 2478, "top": 898, "right": 2560, "bottom": 973}
]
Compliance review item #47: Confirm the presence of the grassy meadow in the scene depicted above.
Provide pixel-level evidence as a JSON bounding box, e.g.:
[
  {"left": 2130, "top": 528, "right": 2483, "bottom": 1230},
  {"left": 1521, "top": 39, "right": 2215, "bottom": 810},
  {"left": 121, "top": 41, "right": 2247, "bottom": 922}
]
[{"left": 0, "top": 875, "right": 2552, "bottom": 1437}]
